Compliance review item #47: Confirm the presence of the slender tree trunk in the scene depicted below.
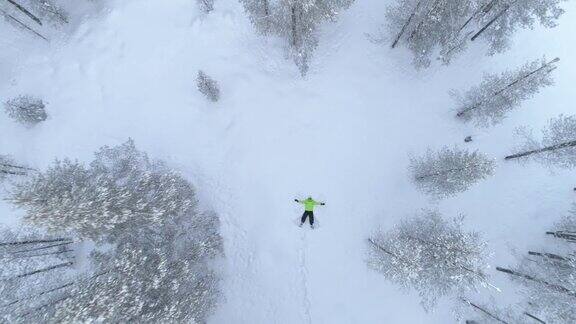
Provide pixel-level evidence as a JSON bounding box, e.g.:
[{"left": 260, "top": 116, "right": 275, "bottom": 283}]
[
  {"left": 408, "top": 0, "right": 441, "bottom": 42},
  {"left": 290, "top": 4, "right": 299, "bottom": 49},
  {"left": 2, "top": 271, "right": 108, "bottom": 309},
  {"left": 546, "top": 231, "right": 576, "bottom": 242},
  {"left": 5, "top": 0, "right": 42, "bottom": 25},
  {"left": 524, "top": 312, "right": 546, "bottom": 323},
  {"left": 415, "top": 166, "right": 469, "bottom": 181},
  {"left": 15, "top": 261, "right": 74, "bottom": 279},
  {"left": 11, "top": 241, "right": 73, "bottom": 254},
  {"left": 13, "top": 249, "right": 74, "bottom": 259},
  {"left": 0, "top": 8, "right": 48, "bottom": 41},
  {"left": 263, "top": 0, "right": 270, "bottom": 33},
  {"left": 493, "top": 58, "right": 560, "bottom": 96},
  {"left": 0, "top": 169, "right": 26, "bottom": 176},
  {"left": 1, "top": 282, "right": 74, "bottom": 308},
  {"left": 505, "top": 140, "right": 576, "bottom": 161},
  {"left": 528, "top": 251, "right": 572, "bottom": 262},
  {"left": 0, "top": 162, "right": 35, "bottom": 171},
  {"left": 457, "top": 58, "right": 559, "bottom": 117},
  {"left": 460, "top": 298, "right": 509, "bottom": 324},
  {"left": 458, "top": 0, "right": 499, "bottom": 33},
  {"left": 496, "top": 267, "right": 576, "bottom": 298},
  {"left": 391, "top": 0, "right": 422, "bottom": 48},
  {"left": 471, "top": 1, "right": 517, "bottom": 41},
  {"left": 19, "top": 294, "right": 73, "bottom": 318},
  {"left": 0, "top": 238, "right": 71, "bottom": 247},
  {"left": 481, "top": 0, "right": 500, "bottom": 14}
]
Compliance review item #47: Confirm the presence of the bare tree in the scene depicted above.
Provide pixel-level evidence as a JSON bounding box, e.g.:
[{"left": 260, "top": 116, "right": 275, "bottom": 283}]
[
  {"left": 410, "top": 147, "right": 495, "bottom": 198},
  {"left": 506, "top": 114, "right": 576, "bottom": 168},
  {"left": 453, "top": 57, "right": 559, "bottom": 127},
  {"left": 3, "top": 95, "right": 48, "bottom": 125},
  {"left": 197, "top": 70, "right": 221, "bottom": 102},
  {"left": 367, "top": 210, "right": 490, "bottom": 310}
]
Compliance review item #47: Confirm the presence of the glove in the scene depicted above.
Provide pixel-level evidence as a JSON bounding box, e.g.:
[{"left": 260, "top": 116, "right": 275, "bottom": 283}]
[
  {"left": 321, "top": 203, "right": 326, "bottom": 206},
  {"left": 294, "top": 199, "right": 299, "bottom": 202}
]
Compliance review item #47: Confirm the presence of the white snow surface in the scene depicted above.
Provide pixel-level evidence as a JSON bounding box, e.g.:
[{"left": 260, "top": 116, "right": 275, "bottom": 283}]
[{"left": 1, "top": 0, "right": 576, "bottom": 323}]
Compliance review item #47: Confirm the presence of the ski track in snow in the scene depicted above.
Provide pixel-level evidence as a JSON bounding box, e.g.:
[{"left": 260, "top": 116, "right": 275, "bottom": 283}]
[{"left": 1, "top": 0, "right": 576, "bottom": 323}]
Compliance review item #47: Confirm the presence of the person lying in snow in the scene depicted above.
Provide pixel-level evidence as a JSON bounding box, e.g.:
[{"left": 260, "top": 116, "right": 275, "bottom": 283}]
[{"left": 295, "top": 197, "right": 325, "bottom": 229}]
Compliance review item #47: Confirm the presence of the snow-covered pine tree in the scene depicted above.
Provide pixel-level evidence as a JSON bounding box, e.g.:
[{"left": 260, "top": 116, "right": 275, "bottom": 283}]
[
  {"left": 4, "top": 95, "right": 47, "bottom": 125},
  {"left": 367, "top": 210, "right": 490, "bottom": 310},
  {"left": 0, "top": 226, "right": 76, "bottom": 323},
  {"left": 384, "top": 0, "right": 564, "bottom": 69},
  {"left": 497, "top": 249, "right": 576, "bottom": 323},
  {"left": 239, "top": 0, "right": 272, "bottom": 34},
  {"left": 384, "top": 0, "right": 478, "bottom": 68},
  {"left": 197, "top": 70, "right": 220, "bottom": 102},
  {"left": 241, "top": 0, "right": 354, "bottom": 75},
  {"left": 456, "top": 298, "right": 524, "bottom": 324},
  {"left": 8, "top": 140, "right": 223, "bottom": 321},
  {"left": 410, "top": 147, "right": 495, "bottom": 198},
  {"left": 197, "top": 0, "right": 214, "bottom": 13},
  {"left": 470, "top": 0, "right": 565, "bottom": 56},
  {"left": 453, "top": 57, "right": 559, "bottom": 127},
  {"left": 10, "top": 139, "right": 209, "bottom": 243},
  {"left": 506, "top": 114, "right": 576, "bottom": 168},
  {"left": 52, "top": 210, "right": 223, "bottom": 322}
]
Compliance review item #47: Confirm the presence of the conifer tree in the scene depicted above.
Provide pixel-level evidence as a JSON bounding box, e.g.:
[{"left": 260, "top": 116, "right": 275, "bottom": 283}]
[
  {"left": 383, "top": 0, "right": 564, "bottom": 68},
  {"left": 453, "top": 57, "right": 559, "bottom": 127},
  {"left": 197, "top": 70, "right": 221, "bottom": 102},
  {"left": 367, "top": 210, "right": 490, "bottom": 310},
  {"left": 410, "top": 147, "right": 495, "bottom": 198},
  {"left": 197, "top": 0, "right": 214, "bottom": 13},
  {"left": 240, "top": 0, "right": 354, "bottom": 75},
  {"left": 506, "top": 114, "right": 576, "bottom": 168},
  {"left": 4, "top": 95, "right": 47, "bottom": 125}
]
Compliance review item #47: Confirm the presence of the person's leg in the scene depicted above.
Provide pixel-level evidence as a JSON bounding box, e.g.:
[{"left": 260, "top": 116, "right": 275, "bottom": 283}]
[
  {"left": 309, "top": 212, "right": 314, "bottom": 227},
  {"left": 300, "top": 212, "right": 308, "bottom": 225}
]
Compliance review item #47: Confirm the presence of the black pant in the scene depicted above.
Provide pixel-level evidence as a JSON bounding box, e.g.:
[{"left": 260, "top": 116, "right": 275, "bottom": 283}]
[{"left": 301, "top": 211, "right": 314, "bottom": 225}]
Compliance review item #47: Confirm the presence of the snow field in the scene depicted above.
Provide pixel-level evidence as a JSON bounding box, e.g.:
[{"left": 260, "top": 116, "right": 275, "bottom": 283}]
[{"left": 1, "top": 0, "right": 576, "bottom": 322}]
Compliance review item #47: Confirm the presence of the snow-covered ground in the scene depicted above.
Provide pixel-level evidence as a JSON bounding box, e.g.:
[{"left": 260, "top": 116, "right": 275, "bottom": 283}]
[{"left": 1, "top": 0, "right": 576, "bottom": 322}]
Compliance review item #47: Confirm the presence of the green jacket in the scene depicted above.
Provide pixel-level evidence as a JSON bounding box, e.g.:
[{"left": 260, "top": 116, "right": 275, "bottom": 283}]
[{"left": 298, "top": 198, "right": 323, "bottom": 211}]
